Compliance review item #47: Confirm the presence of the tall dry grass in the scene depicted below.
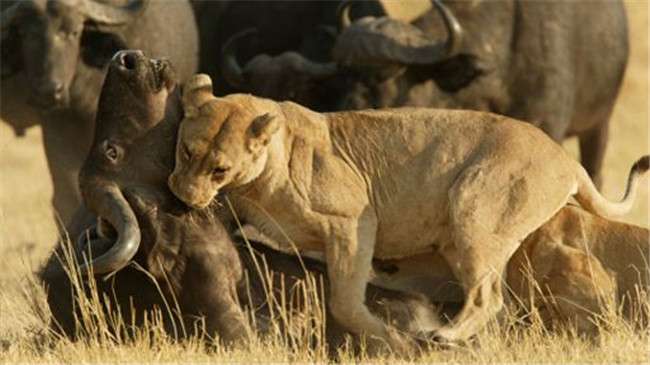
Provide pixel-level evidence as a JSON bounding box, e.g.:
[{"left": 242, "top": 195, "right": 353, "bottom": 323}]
[
  {"left": 1, "top": 232, "right": 649, "bottom": 363},
  {"left": 0, "top": 0, "right": 648, "bottom": 363}
]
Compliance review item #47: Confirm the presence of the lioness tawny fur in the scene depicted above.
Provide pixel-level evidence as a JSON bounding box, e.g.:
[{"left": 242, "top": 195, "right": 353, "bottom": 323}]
[{"left": 169, "top": 74, "right": 648, "bottom": 349}]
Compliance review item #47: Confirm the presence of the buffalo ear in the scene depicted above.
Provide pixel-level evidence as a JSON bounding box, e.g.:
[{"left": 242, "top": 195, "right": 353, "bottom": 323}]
[{"left": 247, "top": 113, "right": 280, "bottom": 153}]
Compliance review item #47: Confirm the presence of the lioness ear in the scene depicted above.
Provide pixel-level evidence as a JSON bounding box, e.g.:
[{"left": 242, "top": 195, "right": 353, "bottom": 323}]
[
  {"left": 247, "top": 113, "right": 280, "bottom": 152},
  {"left": 182, "top": 74, "right": 214, "bottom": 118}
]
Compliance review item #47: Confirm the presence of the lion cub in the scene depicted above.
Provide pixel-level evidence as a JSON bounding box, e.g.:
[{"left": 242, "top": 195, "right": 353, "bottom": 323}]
[{"left": 169, "top": 74, "right": 648, "bottom": 349}]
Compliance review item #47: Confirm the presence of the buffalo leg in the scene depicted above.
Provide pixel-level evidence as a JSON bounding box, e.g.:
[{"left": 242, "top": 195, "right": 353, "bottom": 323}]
[{"left": 578, "top": 120, "right": 610, "bottom": 190}]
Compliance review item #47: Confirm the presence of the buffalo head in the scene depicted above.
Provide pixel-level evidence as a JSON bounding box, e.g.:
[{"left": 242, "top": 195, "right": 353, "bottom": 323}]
[
  {"left": 77, "top": 49, "right": 180, "bottom": 275},
  {"left": 220, "top": 0, "right": 465, "bottom": 110},
  {"left": 221, "top": 28, "right": 343, "bottom": 110},
  {"left": 332, "top": 0, "right": 462, "bottom": 81},
  {"left": 0, "top": 0, "right": 146, "bottom": 109}
]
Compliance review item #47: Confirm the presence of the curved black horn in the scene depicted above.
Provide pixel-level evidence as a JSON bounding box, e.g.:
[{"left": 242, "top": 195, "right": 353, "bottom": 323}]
[
  {"left": 81, "top": 0, "right": 148, "bottom": 25},
  {"left": 77, "top": 185, "right": 141, "bottom": 275},
  {"left": 299, "top": 57, "right": 338, "bottom": 80},
  {"left": 383, "top": 0, "right": 464, "bottom": 65},
  {"left": 221, "top": 28, "right": 257, "bottom": 89},
  {"left": 431, "top": 0, "right": 463, "bottom": 59},
  {"left": 332, "top": 0, "right": 463, "bottom": 67},
  {"left": 337, "top": 0, "right": 354, "bottom": 32},
  {"left": 76, "top": 224, "right": 116, "bottom": 265}
]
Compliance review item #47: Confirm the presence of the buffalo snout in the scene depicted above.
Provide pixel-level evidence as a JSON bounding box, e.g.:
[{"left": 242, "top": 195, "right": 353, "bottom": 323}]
[
  {"left": 38, "top": 79, "right": 66, "bottom": 101},
  {"left": 29, "top": 77, "right": 69, "bottom": 109}
]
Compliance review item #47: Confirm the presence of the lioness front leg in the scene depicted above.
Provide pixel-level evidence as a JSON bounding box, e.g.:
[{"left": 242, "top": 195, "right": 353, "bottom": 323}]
[{"left": 325, "top": 208, "right": 411, "bottom": 352}]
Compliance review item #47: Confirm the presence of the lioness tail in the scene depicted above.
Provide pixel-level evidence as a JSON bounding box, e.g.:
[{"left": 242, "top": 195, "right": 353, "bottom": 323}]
[{"left": 574, "top": 155, "right": 649, "bottom": 218}]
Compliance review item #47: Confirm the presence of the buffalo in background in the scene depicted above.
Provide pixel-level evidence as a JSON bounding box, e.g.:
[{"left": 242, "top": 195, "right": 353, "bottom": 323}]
[
  {"left": 0, "top": 0, "right": 630, "bottom": 227},
  {"left": 190, "top": 0, "right": 384, "bottom": 96},
  {"left": 0, "top": 0, "right": 198, "bottom": 227},
  {"left": 222, "top": 0, "right": 629, "bottom": 187}
]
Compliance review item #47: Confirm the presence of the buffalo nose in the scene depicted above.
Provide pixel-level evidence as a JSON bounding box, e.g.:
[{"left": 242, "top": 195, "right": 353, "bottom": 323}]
[{"left": 113, "top": 50, "right": 145, "bottom": 70}]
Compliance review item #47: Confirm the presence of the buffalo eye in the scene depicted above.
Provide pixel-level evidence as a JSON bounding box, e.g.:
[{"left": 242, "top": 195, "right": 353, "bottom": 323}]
[
  {"left": 211, "top": 166, "right": 229, "bottom": 180},
  {"left": 102, "top": 140, "right": 122, "bottom": 164}
]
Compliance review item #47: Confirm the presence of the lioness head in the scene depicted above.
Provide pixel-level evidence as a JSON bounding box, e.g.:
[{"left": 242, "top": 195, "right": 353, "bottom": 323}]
[{"left": 169, "top": 74, "right": 280, "bottom": 209}]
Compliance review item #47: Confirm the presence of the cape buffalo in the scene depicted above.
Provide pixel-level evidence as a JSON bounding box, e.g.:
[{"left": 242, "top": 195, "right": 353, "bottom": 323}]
[
  {"left": 221, "top": 0, "right": 629, "bottom": 188},
  {"left": 0, "top": 0, "right": 198, "bottom": 227},
  {"left": 39, "top": 50, "right": 437, "bottom": 349}
]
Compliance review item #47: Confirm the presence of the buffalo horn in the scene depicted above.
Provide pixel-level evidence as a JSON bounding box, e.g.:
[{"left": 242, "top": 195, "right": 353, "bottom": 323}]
[
  {"left": 301, "top": 59, "right": 338, "bottom": 79},
  {"left": 337, "top": 0, "right": 354, "bottom": 31},
  {"left": 429, "top": 0, "right": 463, "bottom": 60},
  {"left": 77, "top": 184, "right": 141, "bottom": 275},
  {"left": 371, "top": 0, "right": 463, "bottom": 65},
  {"left": 398, "top": 0, "right": 464, "bottom": 64},
  {"left": 221, "top": 28, "right": 256, "bottom": 89}
]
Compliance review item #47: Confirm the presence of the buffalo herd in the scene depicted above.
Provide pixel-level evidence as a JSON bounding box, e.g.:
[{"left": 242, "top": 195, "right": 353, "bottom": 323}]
[{"left": 1, "top": 0, "right": 647, "bottom": 356}]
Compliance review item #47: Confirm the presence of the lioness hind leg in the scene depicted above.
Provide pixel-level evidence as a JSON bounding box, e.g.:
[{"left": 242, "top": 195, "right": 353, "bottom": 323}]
[
  {"left": 433, "top": 227, "right": 513, "bottom": 342},
  {"left": 432, "top": 159, "right": 563, "bottom": 343}
]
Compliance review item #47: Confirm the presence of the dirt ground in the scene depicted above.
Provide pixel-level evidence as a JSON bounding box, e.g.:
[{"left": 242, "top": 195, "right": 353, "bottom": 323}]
[{"left": 0, "top": 1, "right": 648, "bottom": 363}]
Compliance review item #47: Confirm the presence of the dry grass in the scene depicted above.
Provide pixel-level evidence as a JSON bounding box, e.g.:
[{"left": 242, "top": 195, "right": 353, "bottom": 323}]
[{"left": 0, "top": 1, "right": 648, "bottom": 363}]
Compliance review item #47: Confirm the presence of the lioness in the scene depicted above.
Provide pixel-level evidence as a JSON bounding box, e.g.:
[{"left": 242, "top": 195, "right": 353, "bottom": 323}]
[{"left": 168, "top": 74, "right": 648, "bottom": 348}]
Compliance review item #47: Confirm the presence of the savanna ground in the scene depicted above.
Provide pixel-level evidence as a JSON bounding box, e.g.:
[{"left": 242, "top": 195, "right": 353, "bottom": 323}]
[{"left": 0, "top": 1, "right": 648, "bottom": 363}]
